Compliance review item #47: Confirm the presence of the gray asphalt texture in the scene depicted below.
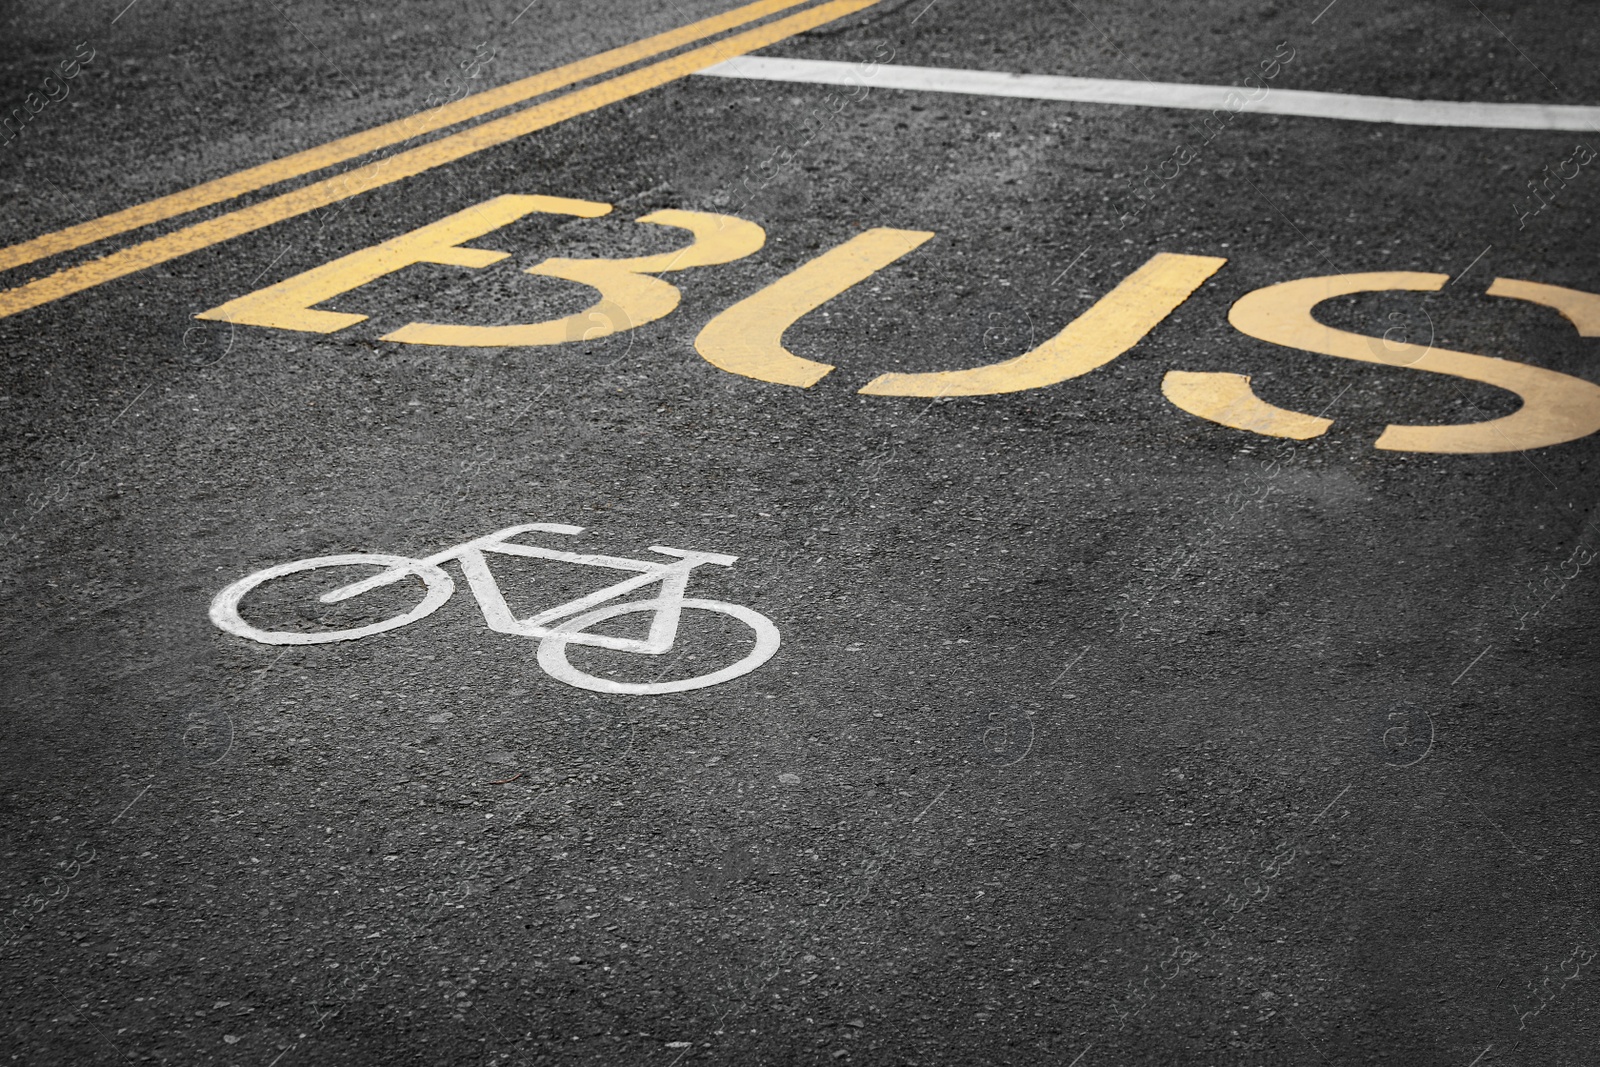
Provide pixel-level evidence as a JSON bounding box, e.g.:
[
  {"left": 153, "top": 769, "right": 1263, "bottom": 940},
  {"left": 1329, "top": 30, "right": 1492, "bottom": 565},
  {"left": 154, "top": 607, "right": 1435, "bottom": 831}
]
[{"left": 3, "top": 0, "right": 1599, "bottom": 1064}]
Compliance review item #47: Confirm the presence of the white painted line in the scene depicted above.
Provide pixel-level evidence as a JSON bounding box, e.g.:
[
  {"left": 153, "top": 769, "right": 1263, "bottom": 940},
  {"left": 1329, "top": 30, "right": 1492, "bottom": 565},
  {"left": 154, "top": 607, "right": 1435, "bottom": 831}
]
[
  {"left": 211, "top": 521, "right": 780, "bottom": 695},
  {"left": 695, "top": 57, "right": 1600, "bottom": 131}
]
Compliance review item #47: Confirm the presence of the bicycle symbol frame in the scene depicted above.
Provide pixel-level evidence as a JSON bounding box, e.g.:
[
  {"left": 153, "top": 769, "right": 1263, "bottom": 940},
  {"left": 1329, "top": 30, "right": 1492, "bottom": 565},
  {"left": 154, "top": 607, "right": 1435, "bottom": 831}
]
[{"left": 208, "top": 523, "right": 780, "bottom": 695}]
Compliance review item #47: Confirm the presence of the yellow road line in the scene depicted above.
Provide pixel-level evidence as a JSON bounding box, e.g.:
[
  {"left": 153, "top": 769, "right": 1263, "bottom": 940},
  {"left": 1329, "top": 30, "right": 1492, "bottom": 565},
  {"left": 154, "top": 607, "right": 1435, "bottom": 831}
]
[
  {"left": 0, "top": 0, "right": 877, "bottom": 321},
  {"left": 0, "top": 0, "right": 816, "bottom": 277}
]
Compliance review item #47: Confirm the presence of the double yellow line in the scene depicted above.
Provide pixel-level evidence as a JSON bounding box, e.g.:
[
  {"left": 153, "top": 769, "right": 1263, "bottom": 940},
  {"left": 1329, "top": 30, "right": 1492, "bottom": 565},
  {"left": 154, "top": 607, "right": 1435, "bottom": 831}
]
[{"left": 0, "top": 0, "right": 878, "bottom": 320}]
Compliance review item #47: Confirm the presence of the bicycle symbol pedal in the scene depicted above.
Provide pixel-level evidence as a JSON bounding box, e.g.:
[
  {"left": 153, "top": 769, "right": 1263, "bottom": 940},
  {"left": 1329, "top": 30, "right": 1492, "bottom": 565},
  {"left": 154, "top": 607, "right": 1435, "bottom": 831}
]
[{"left": 209, "top": 522, "right": 780, "bottom": 695}]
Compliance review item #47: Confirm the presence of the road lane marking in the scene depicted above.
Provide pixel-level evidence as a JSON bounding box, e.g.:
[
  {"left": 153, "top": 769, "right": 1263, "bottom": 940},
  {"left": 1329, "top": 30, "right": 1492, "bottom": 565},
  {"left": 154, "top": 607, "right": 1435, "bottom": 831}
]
[
  {"left": 697, "top": 237, "right": 1223, "bottom": 394},
  {"left": 1226, "top": 272, "right": 1600, "bottom": 452},
  {"left": 695, "top": 227, "right": 934, "bottom": 387},
  {"left": 0, "top": 0, "right": 879, "bottom": 321},
  {"left": 1161, "top": 371, "right": 1334, "bottom": 440},
  {"left": 196, "top": 194, "right": 612, "bottom": 332},
  {"left": 860, "top": 253, "right": 1226, "bottom": 396},
  {"left": 201, "top": 196, "right": 767, "bottom": 345},
  {"left": 0, "top": 0, "right": 817, "bottom": 276},
  {"left": 211, "top": 522, "right": 780, "bottom": 695},
  {"left": 177, "top": 183, "right": 1600, "bottom": 454},
  {"left": 1487, "top": 278, "right": 1600, "bottom": 335},
  {"left": 696, "top": 56, "right": 1600, "bottom": 131},
  {"left": 384, "top": 208, "right": 766, "bottom": 347}
]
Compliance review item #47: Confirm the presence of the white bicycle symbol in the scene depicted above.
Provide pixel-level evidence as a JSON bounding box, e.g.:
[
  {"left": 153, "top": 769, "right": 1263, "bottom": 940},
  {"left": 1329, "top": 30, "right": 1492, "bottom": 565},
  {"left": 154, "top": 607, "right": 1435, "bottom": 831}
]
[{"left": 208, "top": 523, "right": 780, "bottom": 695}]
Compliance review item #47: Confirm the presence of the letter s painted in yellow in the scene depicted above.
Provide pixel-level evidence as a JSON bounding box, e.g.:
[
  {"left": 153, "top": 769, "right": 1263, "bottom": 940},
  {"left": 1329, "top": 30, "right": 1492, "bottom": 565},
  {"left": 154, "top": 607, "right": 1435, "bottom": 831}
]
[{"left": 1218, "top": 272, "right": 1600, "bottom": 453}]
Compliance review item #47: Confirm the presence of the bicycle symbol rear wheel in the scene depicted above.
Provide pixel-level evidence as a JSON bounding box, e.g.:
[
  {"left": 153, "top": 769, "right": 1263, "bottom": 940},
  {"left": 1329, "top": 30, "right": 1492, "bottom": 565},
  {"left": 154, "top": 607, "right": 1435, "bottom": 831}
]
[
  {"left": 535, "top": 597, "right": 780, "bottom": 695},
  {"left": 209, "top": 553, "right": 455, "bottom": 645}
]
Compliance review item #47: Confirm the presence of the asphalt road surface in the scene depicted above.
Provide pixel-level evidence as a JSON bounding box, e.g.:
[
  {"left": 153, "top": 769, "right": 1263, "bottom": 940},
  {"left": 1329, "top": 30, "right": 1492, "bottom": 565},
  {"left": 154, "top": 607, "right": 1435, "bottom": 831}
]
[{"left": 3, "top": 1, "right": 1599, "bottom": 1064}]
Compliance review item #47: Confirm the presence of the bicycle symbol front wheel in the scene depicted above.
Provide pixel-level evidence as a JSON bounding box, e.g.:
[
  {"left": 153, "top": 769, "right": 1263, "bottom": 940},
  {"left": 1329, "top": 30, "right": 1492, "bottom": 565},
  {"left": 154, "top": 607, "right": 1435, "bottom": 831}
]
[
  {"left": 536, "top": 597, "right": 780, "bottom": 695},
  {"left": 209, "top": 553, "right": 455, "bottom": 645}
]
